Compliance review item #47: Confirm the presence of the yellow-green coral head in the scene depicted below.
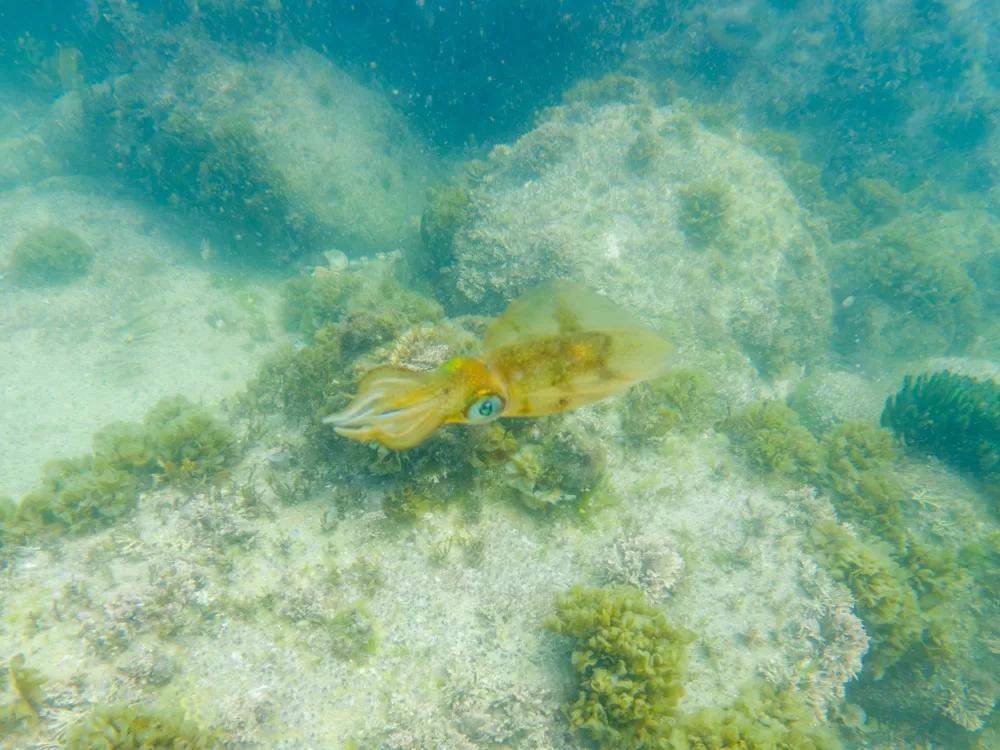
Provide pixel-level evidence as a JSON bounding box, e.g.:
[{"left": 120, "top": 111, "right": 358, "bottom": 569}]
[{"left": 324, "top": 284, "right": 673, "bottom": 451}]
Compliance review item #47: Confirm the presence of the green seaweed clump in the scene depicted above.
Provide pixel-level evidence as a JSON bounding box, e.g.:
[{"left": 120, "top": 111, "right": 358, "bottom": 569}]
[
  {"left": 6, "top": 225, "right": 94, "bottom": 286},
  {"left": 545, "top": 586, "right": 694, "bottom": 749},
  {"left": 821, "top": 421, "right": 905, "bottom": 546},
  {"left": 622, "top": 368, "right": 715, "bottom": 440},
  {"left": 3, "top": 398, "right": 236, "bottom": 543},
  {"left": 144, "top": 396, "right": 237, "bottom": 482},
  {"left": 724, "top": 400, "right": 825, "bottom": 481},
  {"left": 677, "top": 180, "right": 733, "bottom": 249},
  {"left": 65, "top": 703, "right": 218, "bottom": 749},
  {"left": 501, "top": 425, "right": 604, "bottom": 514},
  {"left": 810, "top": 521, "right": 923, "bottom": 680},
  {"left": 847, "top": 177, "right": 905, "bottom": 229},
  {"left": 881, "top": 371, "right": 1000, "bottom": 485},
  {"left": 669, "top": 679, "right": 841, "bottom": 750},
  {"left": 280, "top": 271, "right": 363, "bottom": 336}
]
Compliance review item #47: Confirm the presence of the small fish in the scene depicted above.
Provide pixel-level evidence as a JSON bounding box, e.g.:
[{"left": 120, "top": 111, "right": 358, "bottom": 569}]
[{"left": 323, "top": 283, "right": 673, "bottom": 451}]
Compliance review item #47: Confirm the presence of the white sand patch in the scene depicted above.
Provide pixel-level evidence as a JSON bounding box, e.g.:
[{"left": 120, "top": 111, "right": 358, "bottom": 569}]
[{"left": 0, "top": 181, "right": 282, "bottom": 499}]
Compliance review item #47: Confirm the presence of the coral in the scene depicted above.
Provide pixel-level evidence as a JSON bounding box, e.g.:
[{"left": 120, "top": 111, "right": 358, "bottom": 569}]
[
  {"left": 724, "top": 400, "right": 825, "bottom": 480},
  {"left": 881, "top": 371, "right": 1000, "bottom": 484},
  {"left": 545, "top": 585, "right": 693, "bottom": 749},
  {"left": 6, "top": 224, "right": 94, "bottom": 286},
  {"left": 601, "top": 527, "right": 685, "bottom": 604},
  {"left": 64, "top": 703, "right": 218, "bottom": 749},
  {"left": 670, "top": 679, "right": 842, "bottom": 749},
  {"left": 677, "top": 179, "right": 734, "bottom": 249}
]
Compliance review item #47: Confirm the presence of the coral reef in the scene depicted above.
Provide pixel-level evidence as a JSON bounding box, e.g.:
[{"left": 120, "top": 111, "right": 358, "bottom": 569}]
[{"left": 5, "top": 224, "right": 93, "bottom": 286}]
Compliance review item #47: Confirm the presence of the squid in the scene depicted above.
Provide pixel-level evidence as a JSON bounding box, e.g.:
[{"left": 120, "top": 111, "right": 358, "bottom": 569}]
[{"left": 322, "top": 283, "right": 673, "bottom": 451}]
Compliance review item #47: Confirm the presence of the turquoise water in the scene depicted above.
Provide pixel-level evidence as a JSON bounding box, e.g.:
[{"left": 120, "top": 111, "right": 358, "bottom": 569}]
[{"left": 1, "top": 2, "right": 999, "bottom": 748}]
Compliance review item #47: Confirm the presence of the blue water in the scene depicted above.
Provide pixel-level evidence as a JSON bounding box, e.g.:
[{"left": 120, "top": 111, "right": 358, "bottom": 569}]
[{"left": 1, "top": 2, "right": 999, "bottom": 748}]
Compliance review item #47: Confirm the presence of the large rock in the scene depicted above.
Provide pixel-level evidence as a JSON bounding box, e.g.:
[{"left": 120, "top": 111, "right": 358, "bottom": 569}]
[
  {"left": 85, "top": 41, "right": 435, "bottom": 260},
  {"left": 430, "top": 101, "right": 832, "bottom": 377}
]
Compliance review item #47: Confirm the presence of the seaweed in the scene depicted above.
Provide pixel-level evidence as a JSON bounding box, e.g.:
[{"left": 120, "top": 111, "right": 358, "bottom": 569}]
[
  {"left": 6, "top": 225, "right": 94, "bottom": 286},
  {"left": 677, "top": 179, "right": 734, "bottom": 249},
  {"left": 64, "top": 703, "right": 218, "bottom": 749},
  {"left": 724, "top": 400, "right": 825, "bottom": 480},
  {"left": 881, "top": 371, "right": 1000, "bottom": 485},
  {"left": 545, "top": 586, "right": 693, "bottom": 748}
]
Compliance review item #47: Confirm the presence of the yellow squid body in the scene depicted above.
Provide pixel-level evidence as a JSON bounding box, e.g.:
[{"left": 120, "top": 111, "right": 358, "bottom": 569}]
[{"left": 322, "top": 284, "right": 673, "bottom": 451}]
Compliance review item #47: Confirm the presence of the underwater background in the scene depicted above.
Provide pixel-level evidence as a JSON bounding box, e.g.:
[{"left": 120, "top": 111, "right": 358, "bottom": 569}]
[{"left": 2, "top": 0, "right": 1000, "bottom": 747}]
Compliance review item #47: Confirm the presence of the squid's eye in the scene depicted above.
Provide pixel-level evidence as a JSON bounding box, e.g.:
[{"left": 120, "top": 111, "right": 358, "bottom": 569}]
[{"left": 466, "top": 394, "right": 504, "bottom": 423}]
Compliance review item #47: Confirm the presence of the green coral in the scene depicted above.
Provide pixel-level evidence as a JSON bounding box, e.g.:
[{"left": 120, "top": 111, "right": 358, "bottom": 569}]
[
  {"left": 65, "top": 703, "right": 218, "bottom": 749},
  {"left": 677, "top": 179, "right": 734, "bottom": 248},
  {"left": 545, "top": 586, "right": 694, "bottom": 749},
  {"left": 6, "top": 225, "right": 94, "bottom": 286},
  {"left": 881, "top": 371, "right": 1000, "bottom": 484},
  {"left": 724, "top": 400, "right": 824, "bottom": 480}
]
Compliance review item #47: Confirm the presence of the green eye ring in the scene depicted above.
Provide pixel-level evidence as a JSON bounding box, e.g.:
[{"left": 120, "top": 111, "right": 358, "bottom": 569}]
[{"left": 466, "top": 394, "right": 504, "bottom": 423}]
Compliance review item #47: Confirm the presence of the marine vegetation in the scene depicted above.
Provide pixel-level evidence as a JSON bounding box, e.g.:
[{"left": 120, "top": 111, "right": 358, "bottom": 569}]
[
  {"left": 324, "top": 284, "right": 673, "bottom": 450},
  {"left": 545, "top": 586, "right": 693, "bottom": 748},
  {"left": 545, "top": 587, "right": 840, "bottom": 749},
  {"left": 723, "top": 400, "right": 825, "bottom": 481},
  {"left": 0, "top": 654, "right": 47, "bottom": 735},
  {"left": 6, "top": 224, "right": 94, "bottom": 286},
  {"left": 64, "top": 703, "right": 218, "bottom": 749},
  {"left": 670, "top": 679, "right": 841, "bottom": 750},
  {"left": 881, "top": 370, "right": 1000, "bottom": 486},
  {"left": 677, "top": 179, "right": 734, "bottom": 249},
  {"left": 2, "top": 397, "right": 236, "bottom": 543}
]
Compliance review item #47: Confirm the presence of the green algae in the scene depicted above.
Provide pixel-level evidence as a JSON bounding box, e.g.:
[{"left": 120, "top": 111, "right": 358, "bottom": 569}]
[
  {"left": 1, "top": 397, "right": 237, "bottom": 545},
  {"left": 64, "top": 703, "right": 218, "bottom": 749},
  {"left": 677, "top": 179, "right": 734, "bottom": 249},
  {"left": 882, "top": 371, "right": 1000, "bottom": 486},
  {"left": 6, "top": 225, "right": 94, "bottom": 286},
  {"left": 545, "top": 586, "right": 693, "bottom": 748},
  {"left": 723, "top": 400, "right": 824, "bottom": 481}
]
